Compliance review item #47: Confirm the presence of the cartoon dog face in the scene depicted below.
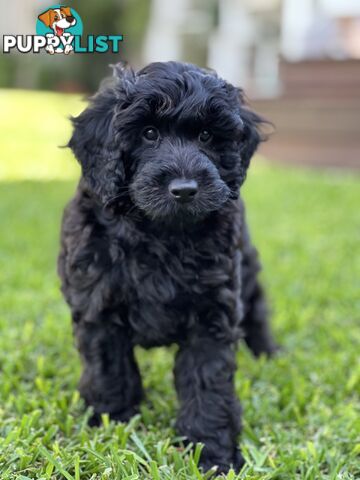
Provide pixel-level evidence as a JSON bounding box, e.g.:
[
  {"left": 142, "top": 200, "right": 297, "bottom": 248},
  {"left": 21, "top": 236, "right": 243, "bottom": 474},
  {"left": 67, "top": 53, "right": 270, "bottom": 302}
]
[{"left": 38, "top": 7, "right": 76, "bottom": 36}]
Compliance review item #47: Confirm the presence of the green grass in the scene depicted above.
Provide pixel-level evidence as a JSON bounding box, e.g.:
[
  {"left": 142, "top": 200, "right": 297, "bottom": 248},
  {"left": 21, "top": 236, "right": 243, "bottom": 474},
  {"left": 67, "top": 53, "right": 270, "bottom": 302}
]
[
  {"left": 0, "top": 89, "right": 359, "bottom": 479},
  {"left": 0, "top": 90, "right": 82, "bottom": 180}
]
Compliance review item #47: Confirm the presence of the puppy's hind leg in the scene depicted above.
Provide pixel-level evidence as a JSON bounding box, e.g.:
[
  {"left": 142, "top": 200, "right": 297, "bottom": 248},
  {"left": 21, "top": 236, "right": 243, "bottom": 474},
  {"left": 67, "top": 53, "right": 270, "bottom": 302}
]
[
  {"left": 241, "top": 223, "right": 279, "bottom": 357},
  {"left": 74, "top": 313, "right": 143, "bottom": 426}
]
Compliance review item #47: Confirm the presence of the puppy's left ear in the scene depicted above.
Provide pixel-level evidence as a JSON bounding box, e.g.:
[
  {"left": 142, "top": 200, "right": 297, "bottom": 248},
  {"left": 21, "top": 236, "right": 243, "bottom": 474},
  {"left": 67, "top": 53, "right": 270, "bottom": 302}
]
[
  {"left": 61, "top": 7, "right": 72, "bottom": 17},
  {"left": 239, "top": 106, "right": 267, "bottom": 170},
  {"left": 222, "top": 84, "right": 269, "bottom": 199},
  {"left": 60, "top": 7, "right": 72, "bottom": 17}
]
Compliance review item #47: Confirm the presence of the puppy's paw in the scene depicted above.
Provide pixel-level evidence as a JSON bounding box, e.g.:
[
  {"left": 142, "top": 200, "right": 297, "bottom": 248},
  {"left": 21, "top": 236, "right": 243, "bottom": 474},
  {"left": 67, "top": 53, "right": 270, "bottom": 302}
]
[
  {"left": 45, "top": 45, "right": 55, "bottom": 55},
  {"left": 88, "top": 406, "right": 139, "bottom": 427},
  {"left": 199, "top": 448, "right": 245, "bottom": 475},
  {"left": 250, "top": 339, "right": 282, "bottom": 358},
  {"left": 232, "top": 448, "right": 246, "bottom": 472},
  {"left": 263, "top": 343, "right": 283, "bottom": 358},
  {"left": 64, "top": 44, "right": 73, "bottom": 55}
]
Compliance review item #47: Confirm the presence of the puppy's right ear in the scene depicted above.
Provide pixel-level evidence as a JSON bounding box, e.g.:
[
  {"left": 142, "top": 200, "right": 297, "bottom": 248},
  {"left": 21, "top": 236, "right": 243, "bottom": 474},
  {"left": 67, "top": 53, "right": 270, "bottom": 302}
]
[
  {"left": 38, "top": 10, "right": 53, "bottom": 27},
  {"left": 68, "top": 64, "right": 135, "bottom": 204}
]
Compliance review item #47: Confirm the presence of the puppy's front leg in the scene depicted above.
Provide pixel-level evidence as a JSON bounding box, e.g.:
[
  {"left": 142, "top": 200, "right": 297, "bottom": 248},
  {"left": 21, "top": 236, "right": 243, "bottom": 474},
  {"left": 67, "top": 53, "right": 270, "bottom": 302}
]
[
  {"left": 74, "top": 318, "right": 143, "bottom": 426},
  {"left": 174, "top": 338, "right": 244, "bottom": 473}
]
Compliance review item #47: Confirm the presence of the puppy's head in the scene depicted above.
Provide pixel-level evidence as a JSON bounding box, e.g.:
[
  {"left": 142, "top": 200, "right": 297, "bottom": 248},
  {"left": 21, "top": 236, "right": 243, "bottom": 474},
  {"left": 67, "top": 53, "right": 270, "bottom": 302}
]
[
  {"left": 38, "top": 7, "right": 76, "bottom": 34},
  {"left": 69, "top": 62, "right": 267, "bottom": 222}
]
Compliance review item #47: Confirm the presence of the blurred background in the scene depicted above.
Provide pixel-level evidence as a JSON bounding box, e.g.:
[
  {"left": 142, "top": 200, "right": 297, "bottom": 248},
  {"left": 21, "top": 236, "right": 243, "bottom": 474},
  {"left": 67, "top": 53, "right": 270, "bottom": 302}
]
[{"left": 1, "top": 0, "right": 360, "bottom": 169}]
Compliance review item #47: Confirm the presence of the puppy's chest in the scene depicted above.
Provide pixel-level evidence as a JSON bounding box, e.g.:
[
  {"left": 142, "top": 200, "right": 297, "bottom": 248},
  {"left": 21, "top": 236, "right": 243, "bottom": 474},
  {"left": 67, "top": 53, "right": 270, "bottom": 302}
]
[
  {"left": 108, "top": 222, "right": 236, "bottom": 306},
  {"left": 106, "top": 224, "right": 239, "bottom": 346}
]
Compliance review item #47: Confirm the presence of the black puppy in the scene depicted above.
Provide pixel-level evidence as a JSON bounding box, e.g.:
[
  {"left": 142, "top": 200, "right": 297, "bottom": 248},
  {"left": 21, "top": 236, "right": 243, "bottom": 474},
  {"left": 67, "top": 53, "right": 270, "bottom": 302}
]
[{"left": 58, "top": 61, "right": 278, "bottom": 473}]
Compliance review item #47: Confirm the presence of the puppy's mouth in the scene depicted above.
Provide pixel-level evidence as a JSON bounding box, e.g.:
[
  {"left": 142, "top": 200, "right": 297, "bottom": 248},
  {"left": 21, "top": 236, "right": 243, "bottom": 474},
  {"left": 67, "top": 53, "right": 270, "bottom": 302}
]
[
  {"left": 130, "top": 177, "right": 230, "bottom": 222},
  {"left": 55, "top": 26, "right": 64, "bottom": 36},
  {"left": 129, "top": 153, "right": 231, "bottom": 222}
]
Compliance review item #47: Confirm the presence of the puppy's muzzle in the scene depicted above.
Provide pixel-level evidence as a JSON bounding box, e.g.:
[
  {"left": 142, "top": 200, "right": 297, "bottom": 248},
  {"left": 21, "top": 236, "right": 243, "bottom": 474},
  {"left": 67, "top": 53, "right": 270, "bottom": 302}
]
[{"left": 169, "top": 179, "right": 198, "bottom": 204}]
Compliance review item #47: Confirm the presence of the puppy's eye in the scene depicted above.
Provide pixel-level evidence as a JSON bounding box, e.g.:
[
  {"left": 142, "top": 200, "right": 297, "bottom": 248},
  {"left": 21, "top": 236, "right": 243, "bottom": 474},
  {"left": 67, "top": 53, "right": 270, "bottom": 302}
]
[
  {"left": 143, "top": 127, "right": 159, "bottom": 142},
  {"left": 199, "top": 129, "right": 212, "bottom": 143}
]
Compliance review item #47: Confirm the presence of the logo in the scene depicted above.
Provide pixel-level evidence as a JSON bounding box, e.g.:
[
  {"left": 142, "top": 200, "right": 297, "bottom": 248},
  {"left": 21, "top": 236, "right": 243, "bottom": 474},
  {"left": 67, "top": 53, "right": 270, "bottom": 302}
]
[
  {"left": 36, "top": 5, "right": 83, "bottom": 54},
  {"left": 2, "top": 5, "right": 123, "bottom": 55}
]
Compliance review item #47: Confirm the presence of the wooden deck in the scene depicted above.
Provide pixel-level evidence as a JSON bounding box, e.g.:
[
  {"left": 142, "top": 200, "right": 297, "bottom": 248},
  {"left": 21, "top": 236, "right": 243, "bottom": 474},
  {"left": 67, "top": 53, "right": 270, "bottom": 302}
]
[{"left": 253, "top": 60, "right": 360, "bottom": 169}]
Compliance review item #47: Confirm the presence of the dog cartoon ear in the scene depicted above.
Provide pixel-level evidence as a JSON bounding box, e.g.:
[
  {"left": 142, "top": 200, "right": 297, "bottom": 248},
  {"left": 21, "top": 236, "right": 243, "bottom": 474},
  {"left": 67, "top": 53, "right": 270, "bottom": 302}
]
[
  {"left": 38, "top": 9, "right": 53, "bottom": 27},
  {"left": 60, "top": 7, "right": 72, "bottom": 17},
  {"left": 68, "top": 65, "right": 135, "bottom": 205}
]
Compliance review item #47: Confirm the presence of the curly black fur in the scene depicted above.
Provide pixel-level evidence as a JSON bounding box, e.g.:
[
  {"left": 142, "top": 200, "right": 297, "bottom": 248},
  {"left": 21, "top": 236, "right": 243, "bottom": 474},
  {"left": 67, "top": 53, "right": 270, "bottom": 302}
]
[{"left": 58, "top": 61, "right": 278, "bottom": 474}]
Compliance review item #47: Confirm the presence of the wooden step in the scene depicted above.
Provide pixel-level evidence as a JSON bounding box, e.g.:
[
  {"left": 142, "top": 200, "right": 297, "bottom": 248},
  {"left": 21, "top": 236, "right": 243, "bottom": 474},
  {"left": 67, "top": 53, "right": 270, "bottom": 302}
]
[{"left": 250, "top": 60, "right": 360, "bottom": 168}]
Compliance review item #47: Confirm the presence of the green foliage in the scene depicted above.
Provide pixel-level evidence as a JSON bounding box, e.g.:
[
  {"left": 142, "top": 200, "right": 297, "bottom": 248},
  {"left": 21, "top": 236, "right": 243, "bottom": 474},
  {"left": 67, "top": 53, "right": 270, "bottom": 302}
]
[{"left": 0, "top": 90, "right": 359, "bottom": 478}]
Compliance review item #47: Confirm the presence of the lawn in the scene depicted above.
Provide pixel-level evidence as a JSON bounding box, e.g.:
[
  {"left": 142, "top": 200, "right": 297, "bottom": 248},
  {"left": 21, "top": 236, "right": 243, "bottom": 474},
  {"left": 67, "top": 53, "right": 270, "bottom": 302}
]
[{"left": 0, "top": 90, "right": 359, "bottom": 479}]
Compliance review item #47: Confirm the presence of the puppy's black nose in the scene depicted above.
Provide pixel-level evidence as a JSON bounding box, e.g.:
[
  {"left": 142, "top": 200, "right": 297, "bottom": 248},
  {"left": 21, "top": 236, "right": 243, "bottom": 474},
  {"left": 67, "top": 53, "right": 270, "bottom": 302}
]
[
  {"left": 169, "top": 179, "right": 198, "bottom": 203},
  {"left": 66, "top": 15, "right": 75, "bottom": 23}
]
